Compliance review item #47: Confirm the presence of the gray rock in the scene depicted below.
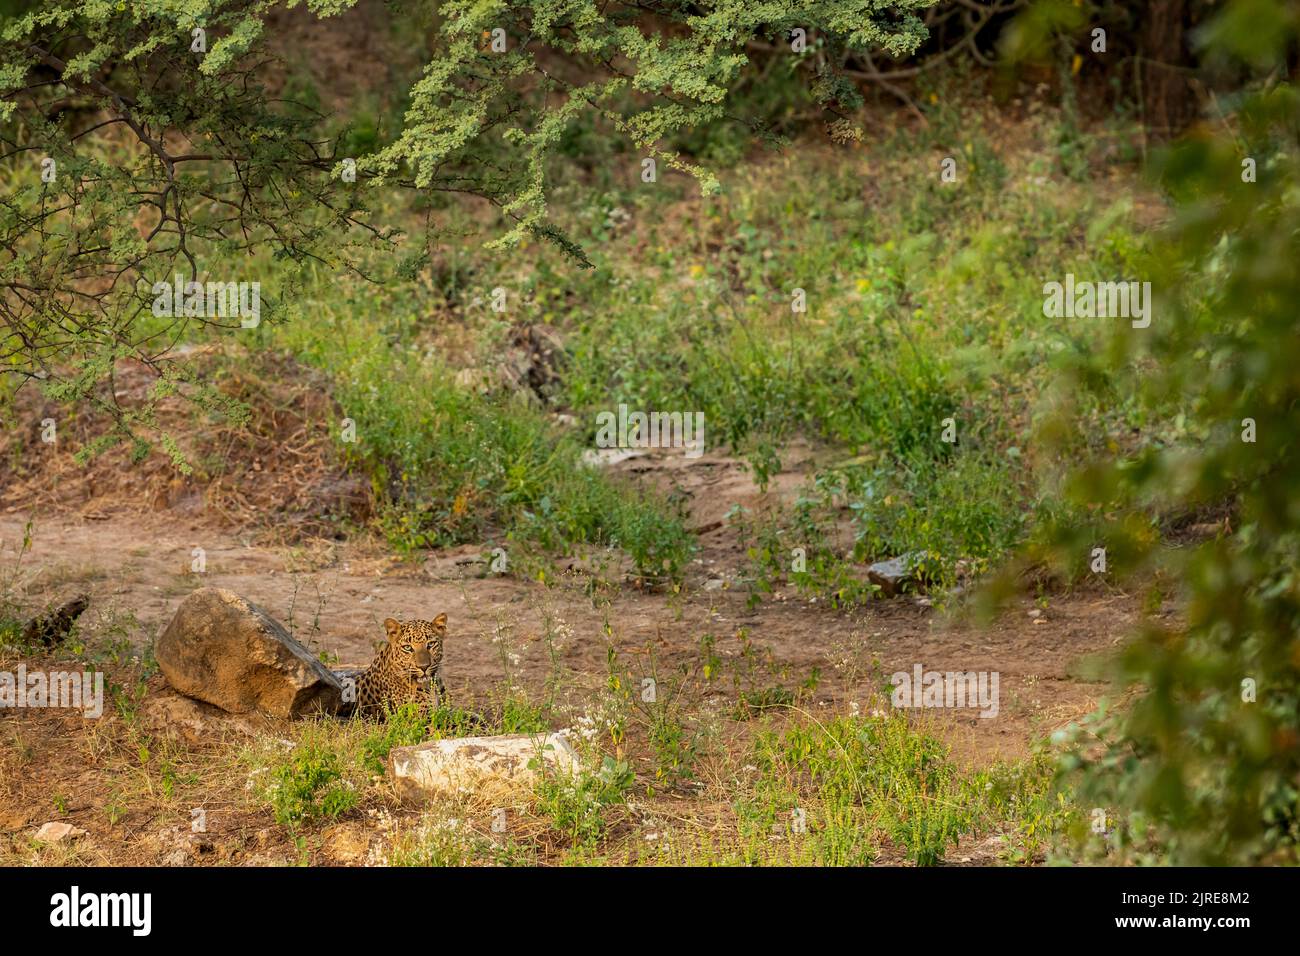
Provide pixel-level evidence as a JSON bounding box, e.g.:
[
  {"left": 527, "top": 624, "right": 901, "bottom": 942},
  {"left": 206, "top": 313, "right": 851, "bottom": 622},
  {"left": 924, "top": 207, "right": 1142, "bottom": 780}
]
[
  {"left": 867, "top": 552, "right": 925, "bottom": 597},
  {"left": 155, "top": 587, "right": 343, "bottom": 718}
]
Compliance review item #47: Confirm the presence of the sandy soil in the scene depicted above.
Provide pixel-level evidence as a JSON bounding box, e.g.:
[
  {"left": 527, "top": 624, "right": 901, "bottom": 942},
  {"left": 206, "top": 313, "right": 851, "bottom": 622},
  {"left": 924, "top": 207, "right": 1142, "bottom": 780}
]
[{"left": 0, "top": 443, "right": 1139, "bottom": 767}]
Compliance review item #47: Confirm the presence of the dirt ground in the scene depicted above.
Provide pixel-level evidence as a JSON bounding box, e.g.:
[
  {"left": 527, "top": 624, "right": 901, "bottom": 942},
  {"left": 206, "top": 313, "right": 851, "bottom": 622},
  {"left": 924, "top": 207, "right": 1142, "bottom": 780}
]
[
  {"left": 0, "top": 366, "right": 1152, "bottom": 866},
  {"left": 0, "top": 0, "right": 1174, "bottom": 869},
  {"left": 0, "top": 336, "right": 1163, "bottom": 865},
  {"left": 1, "top": 443, "right": 1140, "bottom": 768}
]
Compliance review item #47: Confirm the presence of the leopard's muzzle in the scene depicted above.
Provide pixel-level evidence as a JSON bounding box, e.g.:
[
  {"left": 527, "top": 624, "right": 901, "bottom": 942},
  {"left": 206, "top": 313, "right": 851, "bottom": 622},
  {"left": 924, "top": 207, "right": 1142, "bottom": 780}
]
[{"left": 408, "top": 646, "right": 436, "bottom": 684}]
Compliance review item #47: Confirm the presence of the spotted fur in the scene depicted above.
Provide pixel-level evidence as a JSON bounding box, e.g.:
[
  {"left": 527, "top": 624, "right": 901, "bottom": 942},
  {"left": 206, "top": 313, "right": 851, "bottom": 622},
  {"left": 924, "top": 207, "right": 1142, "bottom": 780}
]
[{"left": 344, "top": 614, "right": 447, "bottom": 717}]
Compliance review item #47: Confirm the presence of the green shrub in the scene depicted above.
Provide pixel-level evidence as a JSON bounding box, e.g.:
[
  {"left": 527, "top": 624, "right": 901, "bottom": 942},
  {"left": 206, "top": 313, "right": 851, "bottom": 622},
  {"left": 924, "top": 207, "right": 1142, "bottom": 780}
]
[
  {"left": 535, "top": 755, "right": 635, "bottom": 848},
  {"left": 265, "top": 742, "right": 359, "bottom": 831},
  {"left": 1025, "top": 0, "right": 1300, "bottom": 866},
  {"left": 358, "top": 703, "right": 432, "bottom": 776},
  {"left": 270, "top": 285, "right": 695, "bottom": 582}
]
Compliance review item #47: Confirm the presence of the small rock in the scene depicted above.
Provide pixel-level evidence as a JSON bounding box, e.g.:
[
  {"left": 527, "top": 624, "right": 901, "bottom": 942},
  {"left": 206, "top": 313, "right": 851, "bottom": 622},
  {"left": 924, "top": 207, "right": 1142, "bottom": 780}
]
[
  {"left": 154, "top": 587, "right": 343, "bottom": 718},
  {"left": 35, "top": 822, "right": 87, "bottom": 843},
  {"left": 581, "top": 447, "right": 648, "bottom": 467},
  {"left": 501, "top": 323, "right": 568, "bottom": 403},
  {"left": 867, "top": 553, "right": 924, "bottom": 597},
  {"left": 703, "top": 579, "right": 725, "bottom": 591},
  {"left": 161, "top": 848, "right": 190, "bottom": 866},
  {"left": 454, "top": 367, "right": 496, "bottom": 392},
  {"left": 156, "top": 825, "right": 198, "bottom": 859},
  {"left": 388, "top": 732, "right": 580, "bottom": 804}
]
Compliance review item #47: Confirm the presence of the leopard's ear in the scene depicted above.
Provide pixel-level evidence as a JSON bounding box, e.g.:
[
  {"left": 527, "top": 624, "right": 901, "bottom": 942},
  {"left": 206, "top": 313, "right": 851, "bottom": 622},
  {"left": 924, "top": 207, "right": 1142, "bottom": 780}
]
[
  {"left": 432, "top": 613, "right": 448, "bottom": 630},
  {"left": 383, "top": 618, "right": 402, "bottom": 639}
]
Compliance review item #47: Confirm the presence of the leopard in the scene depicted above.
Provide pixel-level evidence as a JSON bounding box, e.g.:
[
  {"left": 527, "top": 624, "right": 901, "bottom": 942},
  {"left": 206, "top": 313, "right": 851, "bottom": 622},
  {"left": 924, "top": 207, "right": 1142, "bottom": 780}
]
[{"left": 338, "top": 614, "right": 447, "bottom": 718}]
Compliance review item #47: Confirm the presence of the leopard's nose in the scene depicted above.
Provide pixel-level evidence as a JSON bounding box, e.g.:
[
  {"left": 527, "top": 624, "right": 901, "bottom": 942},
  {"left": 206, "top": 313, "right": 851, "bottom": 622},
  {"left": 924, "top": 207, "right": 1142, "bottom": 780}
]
[{"left": 413, "top": 648, "right": 432, "bottom": 668}]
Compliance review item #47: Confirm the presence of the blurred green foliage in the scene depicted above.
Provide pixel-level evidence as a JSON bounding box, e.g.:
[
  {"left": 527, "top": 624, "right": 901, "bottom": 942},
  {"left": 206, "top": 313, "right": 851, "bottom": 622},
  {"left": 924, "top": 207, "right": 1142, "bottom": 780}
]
[{"left": 1034, "top": 0, "right": 1300, "bottom": 864}]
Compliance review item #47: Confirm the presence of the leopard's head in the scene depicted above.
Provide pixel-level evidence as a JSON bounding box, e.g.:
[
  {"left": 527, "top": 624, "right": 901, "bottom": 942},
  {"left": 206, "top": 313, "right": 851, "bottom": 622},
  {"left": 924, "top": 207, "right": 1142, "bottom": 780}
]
[{"left": 382, "top": 614, "right": 447, "bottom": 689}]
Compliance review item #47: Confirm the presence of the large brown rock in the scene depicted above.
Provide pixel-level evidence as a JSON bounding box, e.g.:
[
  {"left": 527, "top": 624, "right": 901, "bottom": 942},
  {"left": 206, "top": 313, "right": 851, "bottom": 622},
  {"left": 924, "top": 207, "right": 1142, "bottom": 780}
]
[
  {"left": 155, "top": 587, "right": 343, "bottom": 718},
  {"left": 138, "top": 683, "right": 278, "bottom": 743}
]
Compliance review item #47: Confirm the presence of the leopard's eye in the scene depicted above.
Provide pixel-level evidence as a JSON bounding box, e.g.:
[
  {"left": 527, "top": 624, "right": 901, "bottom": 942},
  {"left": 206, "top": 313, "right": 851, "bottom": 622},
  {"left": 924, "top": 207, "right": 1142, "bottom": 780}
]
[{"left": 401, "top": 643, "right": 413, "bottom": 653}]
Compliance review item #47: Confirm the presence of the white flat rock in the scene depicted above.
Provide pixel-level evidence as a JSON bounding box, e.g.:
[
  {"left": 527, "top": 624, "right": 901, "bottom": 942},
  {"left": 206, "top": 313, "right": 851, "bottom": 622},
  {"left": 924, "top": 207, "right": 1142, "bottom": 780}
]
[{"left": 388, "top": 732, "right": 580, "bottom": 802}]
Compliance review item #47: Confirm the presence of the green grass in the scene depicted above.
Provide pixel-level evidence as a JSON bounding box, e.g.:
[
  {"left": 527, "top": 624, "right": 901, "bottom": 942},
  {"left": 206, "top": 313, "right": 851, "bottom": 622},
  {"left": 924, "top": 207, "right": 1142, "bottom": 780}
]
[
  {"left": 332, "top": 335, "right": 687, "bottom": 581},
  {"left": 199, "top": 268, "right": 697, "bottom": 583},
  {"left": 738, "top": 712, "right": 1068, "bottom": 866},
  {"left": 260, "top": 736, "right": 361, "bottom": 832},
  {"left": 32, "top": 84, "right": 1151, "bottom": 599},
  {"left": 504, "top": 105, "right": 1149, "bottom": 593},
  {"left": 533, "top": 754, "right": 636, "bottom": 849}
]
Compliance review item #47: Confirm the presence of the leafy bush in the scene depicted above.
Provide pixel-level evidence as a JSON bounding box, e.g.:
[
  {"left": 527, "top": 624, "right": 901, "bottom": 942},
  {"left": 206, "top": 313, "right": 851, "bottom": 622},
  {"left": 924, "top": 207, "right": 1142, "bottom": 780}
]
[
  {"left": 1033, "top": 0, "right": 1300, "bottom": 865},
  {"left": 358, "top": 703, "right": 433, "bottom": 777},
  {"left": 271, "top": 285, "right": 695, "bottom": 581},
  {"left": 534, "top": 755, "right": 635, "bottom": 848},
  {"left": 265, "top": 742, "right": 359, "bottom": 831},
  {"left": 849, "top": 450, "right": 1029, "bottom": 583}
]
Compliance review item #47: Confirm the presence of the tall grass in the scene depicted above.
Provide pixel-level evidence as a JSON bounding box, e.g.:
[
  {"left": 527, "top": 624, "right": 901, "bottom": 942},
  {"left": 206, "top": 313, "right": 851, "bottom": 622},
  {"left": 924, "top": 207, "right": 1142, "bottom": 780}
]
[{"left": 224, "top": 271, "right": 697, "bottom": 581}]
